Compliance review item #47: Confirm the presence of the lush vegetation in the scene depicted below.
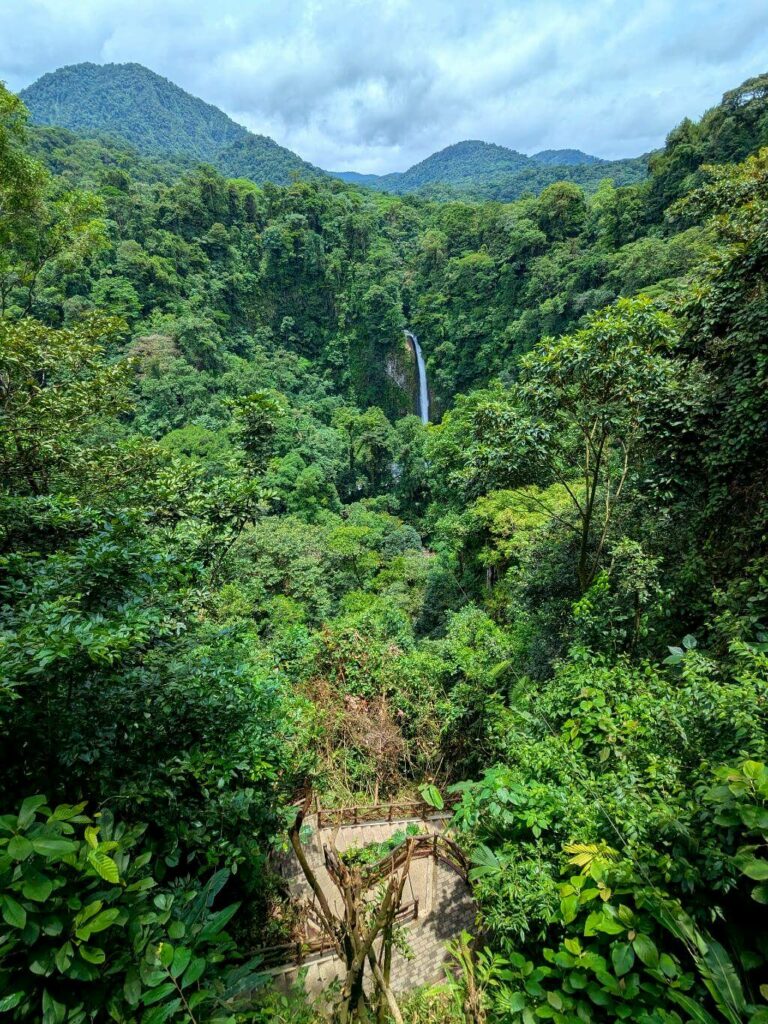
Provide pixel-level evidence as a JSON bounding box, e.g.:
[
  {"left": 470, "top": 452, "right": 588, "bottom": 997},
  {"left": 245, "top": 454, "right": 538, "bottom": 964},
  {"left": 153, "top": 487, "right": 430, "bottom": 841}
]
[
  {"left": 334, "top": 140, "right": 648, "bottom": 201},
  {"left": 20, "top": 63, "right": 324, "bottom": 185},
  {"left": 21, "top": 64, "right": 644, "bottom": 200},
  {"left": 1, "top": 64, "right": 768, "bottom": 1024}
]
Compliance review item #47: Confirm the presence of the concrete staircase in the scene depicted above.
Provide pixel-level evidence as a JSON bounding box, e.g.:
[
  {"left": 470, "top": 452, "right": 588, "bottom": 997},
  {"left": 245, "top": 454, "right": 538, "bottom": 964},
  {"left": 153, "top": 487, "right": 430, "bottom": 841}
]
[{"left": 271, "top": 813, "right": 476, "bottom": 996}]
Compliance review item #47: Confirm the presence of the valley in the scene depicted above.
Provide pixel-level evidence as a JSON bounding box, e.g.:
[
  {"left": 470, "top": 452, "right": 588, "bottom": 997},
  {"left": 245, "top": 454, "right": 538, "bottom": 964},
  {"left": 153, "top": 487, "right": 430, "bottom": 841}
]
[{"left": 1, "top": 54, "right": 767, "bottom": 1024}]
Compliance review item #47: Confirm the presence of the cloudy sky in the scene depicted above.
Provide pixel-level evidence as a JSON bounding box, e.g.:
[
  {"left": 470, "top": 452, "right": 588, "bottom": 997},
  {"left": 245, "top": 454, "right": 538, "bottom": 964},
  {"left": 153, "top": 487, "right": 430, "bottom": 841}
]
[{"left": 1, "top": 0, "right": 766, "bottom": 173}]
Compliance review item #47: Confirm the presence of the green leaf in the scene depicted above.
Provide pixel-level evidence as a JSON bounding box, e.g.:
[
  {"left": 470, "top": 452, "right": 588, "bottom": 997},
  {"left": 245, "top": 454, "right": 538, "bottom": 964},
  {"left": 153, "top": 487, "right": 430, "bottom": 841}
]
[
  {"left": 31, "top": 837, "right": 77, "bottom": 858},
  {"left": 142, "top": 983, "right": 176, "bottom": 1006},
  {"left": 700, "top": 939, "right": 747, "bottom": 1018},
  {"left": 182, "top": 957, "right": 206, "bottom": 987},
  {"left": 419, "top": 784, "right": 444, "bottom": 810},
  {"left": 505, "top": 992, "right": 527, "bottom": 1012},
  {"left": 79, "top": 945, "right": 106, "bottom": 964},
  {"left": 87, "top": 849, "right": 120, "bottom": 883},
  {"left": 547, "top": 991, "right": 564, "bottom": 1010},
  {"left": 469, "top": 844, "right": 501, "bottom": 880},
  {"left": 611, "top": 942, "right": 635, "bottom": 977},
  {"left": 187, "top": 989, "right": 213, "bottom": 1011},
  {"left": 157, "top": 942, "right": 174, "bottom": 968},
  {"left": 632, "top": 934, "right": 659, "bottom": 968},
  {"left": 197, "top": 902, "right": 240, "bottom": 942},
  {"left": 1, "top": 895, "right": 27, "bottom": 929},
  {"left": 49, "top": 802, "right": 88, "bottom": 823},
  {"left": 22, "top": 872, "right": 54, "bottom": 902},
  {"left": 560, "top": 894, "right": 579, "bottom": 924},
  {"left": 171, "top": 946, "right": 192, "bottom": 979},
  {"left": 168, "top": 920, "right": 185, "bottom": 939},
  {"left": 141, "top": 1001, "right": 181, "bottom": 1024},
  {"left": 41, "top": 990, "right": 66, "bottom": 1024},
  {"left": 0, "top": 993, "right": 24, "bottom": 1012},
  {"left": 667, "top": 990, "right": 722, "bottom": 1024},
  {"left": 18, "top": 796, "right": 47, "bottom": 830},
  {"left": 76, "top": 908, "right": 120, "bottom": 940},
  {"left": 55, "top": 942, "right": 73, "bottom": 973},
  {"left": 584, "top": 910, "right": 624, "bottom": 936},
  {"left": 124, "top": 967, "right": 142, "bottom": 1006},
  {"left": 7, "top": 835, "right": 33, "bottom": 861},
  {"left": 740, "top": 806, "right": 768, "bottom": 831},
  {"left": 737, "top": 856, "right": 768, "bottom": 881},
  {"left": 88, "top": 909, "right": 121, "bottom": 933}
]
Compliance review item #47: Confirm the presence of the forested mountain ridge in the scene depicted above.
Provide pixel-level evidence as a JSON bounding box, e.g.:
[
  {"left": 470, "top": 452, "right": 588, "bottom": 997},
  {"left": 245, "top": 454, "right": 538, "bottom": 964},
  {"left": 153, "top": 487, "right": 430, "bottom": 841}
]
[
  {"left": 530, "top": 148, "right": 604, "bottom": 165},
  {"left": 19, "top": 63, "right": 643, "bottom": 198},
  {"left": 332, "top": 139, "right": 647, "bottom": 199},
  {"left": 1, "top": 65, "right": 768, "bottom": 1024},
  {"left": 20, "top": 61, "right": 326, "bottom": 185},
  {"left": 20, "top": 62, "right": 248, "bottom": 160}
]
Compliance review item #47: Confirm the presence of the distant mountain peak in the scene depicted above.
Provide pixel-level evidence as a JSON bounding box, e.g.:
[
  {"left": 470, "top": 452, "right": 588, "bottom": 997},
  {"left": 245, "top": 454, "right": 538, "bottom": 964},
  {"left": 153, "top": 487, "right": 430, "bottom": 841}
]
[{"left": 531, "top": 149, "right": 605, "bottom": 166}]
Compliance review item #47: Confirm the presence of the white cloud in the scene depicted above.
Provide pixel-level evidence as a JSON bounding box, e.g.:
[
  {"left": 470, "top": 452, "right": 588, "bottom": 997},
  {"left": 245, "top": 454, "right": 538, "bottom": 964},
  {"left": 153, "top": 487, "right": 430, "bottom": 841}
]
[{"left": 0, "top": 0, "right": 766, "bottom": 172}]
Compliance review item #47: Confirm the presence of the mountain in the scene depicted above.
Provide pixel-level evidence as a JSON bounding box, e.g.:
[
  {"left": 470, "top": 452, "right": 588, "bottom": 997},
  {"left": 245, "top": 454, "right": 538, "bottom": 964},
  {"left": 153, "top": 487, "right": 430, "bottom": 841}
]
[
  {"left": 20, "top": 62, "right": 323, "bottom": 185},
  {"left": 20, "top": 62, "right": 247, "bottom": 161},
  {"left": 19, "top": 62, "right": 646, "bottom": 198},
  {"left": 332, "top": 140, "right": 530, "bottom": 192},
  {"left": 215, "top": 134, "right": 324, "bottom": 184},
  {"left": 532, "top": 148, "right": 604, "bottom": 165},
  {"left": 331, "top": 139, "right": 646, "bottom": 200}
]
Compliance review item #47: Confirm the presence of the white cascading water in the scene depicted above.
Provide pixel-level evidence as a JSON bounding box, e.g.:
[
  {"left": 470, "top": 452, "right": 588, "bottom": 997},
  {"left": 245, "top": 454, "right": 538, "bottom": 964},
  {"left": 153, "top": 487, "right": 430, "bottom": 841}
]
[{"left": 405, "top": 331, "right": 429, "bottom": 423}]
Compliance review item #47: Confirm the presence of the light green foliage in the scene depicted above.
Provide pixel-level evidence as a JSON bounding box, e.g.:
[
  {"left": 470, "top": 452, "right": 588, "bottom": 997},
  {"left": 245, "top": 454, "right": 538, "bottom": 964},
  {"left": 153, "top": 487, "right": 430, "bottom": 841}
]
[{"left": 708, "top": 760, "right": 768, "bottom": 904}]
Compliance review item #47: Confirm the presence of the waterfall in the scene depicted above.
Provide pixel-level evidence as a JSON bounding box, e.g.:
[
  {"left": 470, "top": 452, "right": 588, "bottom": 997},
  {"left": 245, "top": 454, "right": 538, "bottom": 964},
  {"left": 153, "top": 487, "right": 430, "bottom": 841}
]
[{"left": 405, "top": 331, "right": 429, "bottom": 423}]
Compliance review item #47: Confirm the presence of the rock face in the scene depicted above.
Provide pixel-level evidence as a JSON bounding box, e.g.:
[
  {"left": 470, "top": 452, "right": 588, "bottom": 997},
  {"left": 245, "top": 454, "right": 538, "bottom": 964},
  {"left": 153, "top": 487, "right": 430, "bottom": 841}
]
[
  {"left": 272, "top": 814, "right": 476, "bottom": 996},
  {"left": 382, "top": 333, "right": 419, "bottom": 418}
]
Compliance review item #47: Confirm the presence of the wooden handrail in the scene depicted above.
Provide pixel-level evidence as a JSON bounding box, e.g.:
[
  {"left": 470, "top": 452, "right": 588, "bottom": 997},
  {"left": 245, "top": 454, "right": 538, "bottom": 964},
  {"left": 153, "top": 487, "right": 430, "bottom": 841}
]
[
  {"left": 325, "top": 833, "right": 470, "bottom": 891},
  {"left": 315, "top": 795, "right": 459, "bottom": 830},
  {"left": 255, "top": 899, "right": 421, "bottom": 969}
]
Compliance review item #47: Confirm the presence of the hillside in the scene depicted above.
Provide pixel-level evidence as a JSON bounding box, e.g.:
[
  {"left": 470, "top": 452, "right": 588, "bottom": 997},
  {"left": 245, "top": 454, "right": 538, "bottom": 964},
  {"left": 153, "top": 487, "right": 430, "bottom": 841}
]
[
  {"left": 332, "top": 139, "right": 648, "bottom": 199},
  {"left": 20, "top": 65, "right": 645, "bottom": 198},
  {"left": 531, "top": 147, "right": 604, "bottom": 165},
  {"left": 3, "top": 47, "right": 768, "bottom": 1024},
  {"left": 20, "top": 62, "right": 248, "bottom": 161},
  {"left": 20, "top": 61, "right": 323, "bottom": 184},
  {"left": 215, "top": 133, "right": 325, "bottom": 184}
]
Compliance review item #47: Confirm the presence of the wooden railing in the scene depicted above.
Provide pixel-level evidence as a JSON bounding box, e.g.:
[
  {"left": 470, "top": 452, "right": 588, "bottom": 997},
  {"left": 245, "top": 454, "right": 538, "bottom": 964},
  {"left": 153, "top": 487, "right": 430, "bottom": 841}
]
[
  {"left": 255, "top": 899, "right": 420, "bottom": 969},
  {"left": 315, "top": 795, "right": 458, "bottom": 830},
  {"left": 358, "top": 833, "right": 470, "bottom": 889}
]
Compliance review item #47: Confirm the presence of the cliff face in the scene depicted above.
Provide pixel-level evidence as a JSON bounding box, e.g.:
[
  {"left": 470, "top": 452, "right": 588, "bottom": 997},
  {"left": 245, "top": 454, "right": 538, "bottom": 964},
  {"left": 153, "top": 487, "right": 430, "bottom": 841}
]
[{"left": 382, "top": 335, "right": 419, "bottom": 419}]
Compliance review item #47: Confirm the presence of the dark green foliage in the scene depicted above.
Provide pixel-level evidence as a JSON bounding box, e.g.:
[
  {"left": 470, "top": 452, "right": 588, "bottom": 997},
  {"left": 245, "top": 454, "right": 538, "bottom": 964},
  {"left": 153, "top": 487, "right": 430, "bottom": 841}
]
[
  {"left": 0, "top": 798, "right": 264, "bottom": 1021},
  {"left": 3, "top": 66, "right": 768, "bottom": 1024},
  {"left": 332, "top": 139, "right": 647, "bottom": 201},
  {"left": 216, "top": 135, "right": 325, "bottom": 186},
  {"left": 20, "top": 62, "right": 325, "bottom": 187},
  {"left": 20, "top": 62, "right": 249, "bottom": 162}
]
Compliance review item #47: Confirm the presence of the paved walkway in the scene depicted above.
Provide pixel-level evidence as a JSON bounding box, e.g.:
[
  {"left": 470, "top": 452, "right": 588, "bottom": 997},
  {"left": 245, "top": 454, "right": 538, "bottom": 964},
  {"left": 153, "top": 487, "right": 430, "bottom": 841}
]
[{"left": 271, "top": 814, "right": 476, "bottom": 995}]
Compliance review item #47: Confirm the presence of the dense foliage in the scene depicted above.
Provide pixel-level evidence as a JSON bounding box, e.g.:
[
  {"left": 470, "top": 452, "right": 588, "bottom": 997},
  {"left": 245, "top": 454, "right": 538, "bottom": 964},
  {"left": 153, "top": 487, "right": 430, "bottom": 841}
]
[
  {"left": 1, "top": 65, "right": 768, "bottom": 1024},
  {"left": 335, "top": 140, "right": 648, "bottom": 202},
  {"left": 21, "top": 64, "right": 648, "bottom": 202},
  {"left": 20, "top": 63, "right": 324, "bottom": 185}
]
